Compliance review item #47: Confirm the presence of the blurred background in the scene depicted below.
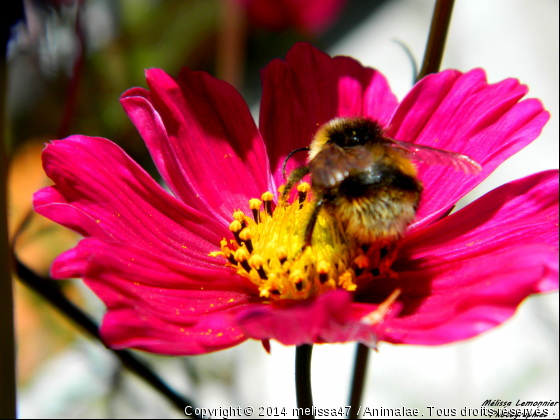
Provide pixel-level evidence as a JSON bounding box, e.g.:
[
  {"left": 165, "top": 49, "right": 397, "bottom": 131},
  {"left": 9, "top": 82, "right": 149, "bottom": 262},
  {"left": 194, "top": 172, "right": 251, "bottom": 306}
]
[{"left": 5, "top": 0, "right": 558, "bottom": 417}]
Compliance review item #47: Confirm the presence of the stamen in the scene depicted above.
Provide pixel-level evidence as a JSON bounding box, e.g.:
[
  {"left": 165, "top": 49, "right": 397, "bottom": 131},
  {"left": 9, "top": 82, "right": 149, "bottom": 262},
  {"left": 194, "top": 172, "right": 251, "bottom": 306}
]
[
  {"left": 239, "top": 228, "right": 254, "bottom": 253},
  {"left": 229, "top": 220, "right": 243, "bottom": 244},
  {"left": 226, "top": 252, "right": 237, "bottom": 265},
  {"left": 297, "top": 182, "right": 311, "bottom": 207},
  {"left": 233, "top": 210, "right": 247, "bottom": 229},
  {"left": 259, "top": 273, "right": 276, "bottom": 298},
  {"left": 234, "top": 247, "right": 251, "bottom": 273},
  {"left": 276, "top": 247, "right": 287, "bottom": 264},
  {"left": 210, "top": 239, "right": 238, "bottom": 265},
  {"left": 249, "top": 198, "right": 262, "bottom": 224},
  {"left": 289, "top": 269, "right": 305, "bottom": 292},
  {"left": 261, "top": 191, "right": 273, "bottom": 216},
  {"left": 338, "top": 271, "right": 356, "bottom": 292},
  {"left": 354, "top": 254, "right": 369, "bottom": 276},
  {"left": 317, "top": 260, "right": 330, "bottom": 284},
  {"left": 354, "top": 255, "right": 369, "bottom": 269},
  {"left": 249, "top": 255, "right": 268, "bottom": 279}
]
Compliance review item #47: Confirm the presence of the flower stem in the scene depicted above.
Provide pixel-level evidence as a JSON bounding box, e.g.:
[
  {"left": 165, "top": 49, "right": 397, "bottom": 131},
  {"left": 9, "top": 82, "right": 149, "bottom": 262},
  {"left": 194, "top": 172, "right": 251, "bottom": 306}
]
[
  {"left": 348, "top": 343, "right": 370, "bottom": 419},
  {"left": 295, "top": 344, "right": 314, "bottom": 419},
  {"left": 0, "top": 41, "right": 16, "bottom": 420},
  {"left": 216, "top": 0, "right": 246, "bottom": 89},
  {"left": 417, "top": 0, "right": 456, "bottom": 81},
  {"left": 57, "top": 0, "right": 85, "bottom": 139},
  {"left": 13, "top": 256, "right": 201, "bottom": 419}
]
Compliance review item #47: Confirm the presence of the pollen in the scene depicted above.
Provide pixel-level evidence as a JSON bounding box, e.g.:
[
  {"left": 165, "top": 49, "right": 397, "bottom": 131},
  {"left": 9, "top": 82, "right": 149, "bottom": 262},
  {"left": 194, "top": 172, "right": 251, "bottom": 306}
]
[{"left": 210, "top": 188, "right": 400, "bottom": 301}]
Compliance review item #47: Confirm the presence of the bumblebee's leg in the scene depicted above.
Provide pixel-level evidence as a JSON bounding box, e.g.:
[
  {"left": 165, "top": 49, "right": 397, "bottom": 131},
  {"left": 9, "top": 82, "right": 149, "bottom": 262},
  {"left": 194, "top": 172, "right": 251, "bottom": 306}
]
[
  {"left": 300, "top": 193, "right": 328, "bottom": 252},
  {"left": 280, "top": 166, "right": 310, "bottom": 203}
]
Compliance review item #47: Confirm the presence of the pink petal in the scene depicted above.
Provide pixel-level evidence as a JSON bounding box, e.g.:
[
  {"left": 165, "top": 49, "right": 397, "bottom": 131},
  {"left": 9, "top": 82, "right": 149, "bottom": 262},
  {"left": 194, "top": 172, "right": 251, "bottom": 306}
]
[
  {"left": 120, "top": 87, "right": 203, "bottom": 213},
  {"left": 387, "top": 69, "right": 550, "bottom": 228},
  {"left": 239, "top": 0, "right": 346, "bottom": 35},
  {"left": 260, "top": 43, "right": 398, "bottom": 191},
  {"left": 133, "top": 68, "right": 272, "bottom": 226},
  {"left": 356, "top": 171, "right": 559, "bottom": 345},
  {"left": 236, "top": 290, "right": 400, "bottom": 347},
  {"left": 102, "top": 309, "right": 247, "bottom": 355},
  {"left": 53, "top": 238, "right": 262, "bottom": 355},
  {"left": 401, "top": 170, "right": 559, "bottom": 259},
  {"left": 52, "top": 238, "right": 254, "bottom": 292},
  {"left": 33, "top": 136, "right": 228, "bottom": 268},
  {"left": 379, "top": 245, "right": 558, "bottom": 345}
]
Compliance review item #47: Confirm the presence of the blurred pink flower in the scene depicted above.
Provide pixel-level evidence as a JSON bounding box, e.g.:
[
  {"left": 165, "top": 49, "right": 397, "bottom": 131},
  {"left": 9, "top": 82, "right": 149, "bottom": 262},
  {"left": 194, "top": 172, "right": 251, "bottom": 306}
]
[
  {"left": 34, "top": 43, "right": 558, "bottom": 355},
  {"left": 237, "top": 0, "right": 346, "bottom": 35}
]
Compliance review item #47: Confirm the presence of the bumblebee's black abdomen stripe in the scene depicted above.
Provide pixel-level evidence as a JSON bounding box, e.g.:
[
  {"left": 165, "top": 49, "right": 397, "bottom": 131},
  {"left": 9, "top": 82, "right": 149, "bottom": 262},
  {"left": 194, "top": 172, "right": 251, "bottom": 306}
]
[
  {"left": 383, "top": 169, "right": 421, "bottom": 192},
  {"left": 339, "top": 164, "right": 421, "bottom": 197}
]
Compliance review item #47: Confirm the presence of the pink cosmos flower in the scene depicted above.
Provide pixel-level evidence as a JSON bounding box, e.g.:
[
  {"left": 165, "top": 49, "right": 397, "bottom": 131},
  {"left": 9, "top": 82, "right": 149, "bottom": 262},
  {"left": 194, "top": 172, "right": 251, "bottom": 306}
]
[
  {"left": 34, "top": 43, "right": 558, "bottom": 355},
  {"left": 237, "top": 0, "right": 346, "bottom": 35}
]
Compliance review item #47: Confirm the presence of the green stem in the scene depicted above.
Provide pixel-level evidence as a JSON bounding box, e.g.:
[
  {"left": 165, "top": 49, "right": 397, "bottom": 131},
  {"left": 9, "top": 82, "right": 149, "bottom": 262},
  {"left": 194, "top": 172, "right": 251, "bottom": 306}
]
[
  {"left": 13, "top": 257, "right": 201, "bottom": 419},
  {"left": 295, "top": 344, "right": 314, "bottom": 419},
  {"left": 417, "top": 0, "right": 456, "bottom": 81},
  {"left": 348, "top": 344, "right": 370, "bottom": 419}
]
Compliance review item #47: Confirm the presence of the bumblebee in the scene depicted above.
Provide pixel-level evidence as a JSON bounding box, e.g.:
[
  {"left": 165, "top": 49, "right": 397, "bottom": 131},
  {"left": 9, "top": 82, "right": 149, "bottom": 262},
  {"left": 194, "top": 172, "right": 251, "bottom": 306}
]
[{"left": 281, "top": 116, "right": 481, "bottom": 251}]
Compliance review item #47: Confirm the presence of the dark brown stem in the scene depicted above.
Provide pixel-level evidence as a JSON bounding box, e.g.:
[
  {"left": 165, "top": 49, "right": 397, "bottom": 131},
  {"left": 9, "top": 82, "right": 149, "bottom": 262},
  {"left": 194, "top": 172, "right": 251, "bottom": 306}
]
[
  {"left": 348, "top": 344, "right": 370, "bottom": 419},
  {"left": 13, "top": 256, "right": 201, "bottom": 419},
  {"left": 216, "top": 0, "right": 246, "bottom": 89},
  {"left": 57, "top": 0, "right": 86, "bottom": 139},
  {"left": 0, "top": 36, "right": 16, "bottom": 420},
  {"left": 295, "top": 344, "right": 314, "bottom": 419},
  {"left": 417, "top": 0, "right": 456, "bottom": 81}
]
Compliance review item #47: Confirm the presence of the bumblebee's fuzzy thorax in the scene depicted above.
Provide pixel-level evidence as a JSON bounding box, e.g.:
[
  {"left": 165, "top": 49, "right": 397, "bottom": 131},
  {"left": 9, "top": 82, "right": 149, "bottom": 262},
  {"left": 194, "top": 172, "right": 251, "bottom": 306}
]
[{"left": 308, "top": 117, "right": 385, "bottom": 161}]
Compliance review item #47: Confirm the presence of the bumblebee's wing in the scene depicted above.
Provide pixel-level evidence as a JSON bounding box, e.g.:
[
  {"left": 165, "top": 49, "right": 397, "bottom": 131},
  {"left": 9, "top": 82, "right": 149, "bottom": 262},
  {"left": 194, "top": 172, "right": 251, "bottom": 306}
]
[
  {"left": 309, "top": 144, "right": 374, "bottom": 188},
  {"left": 388, "top": 139, "right": 482, "bottom": 175}
]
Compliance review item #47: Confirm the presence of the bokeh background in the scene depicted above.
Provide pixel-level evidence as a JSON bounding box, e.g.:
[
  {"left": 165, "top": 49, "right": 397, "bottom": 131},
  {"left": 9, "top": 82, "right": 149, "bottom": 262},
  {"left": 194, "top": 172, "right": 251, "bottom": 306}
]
[{"left": 6, "top": 0, "right": 559, "bottom": 417}]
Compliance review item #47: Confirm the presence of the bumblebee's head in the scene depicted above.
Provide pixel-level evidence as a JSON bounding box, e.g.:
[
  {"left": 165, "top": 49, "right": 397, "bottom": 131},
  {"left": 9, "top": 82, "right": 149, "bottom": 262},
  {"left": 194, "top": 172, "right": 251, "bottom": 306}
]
[{"left": 308, "top": 117, "right": 384, "bottom": 161}]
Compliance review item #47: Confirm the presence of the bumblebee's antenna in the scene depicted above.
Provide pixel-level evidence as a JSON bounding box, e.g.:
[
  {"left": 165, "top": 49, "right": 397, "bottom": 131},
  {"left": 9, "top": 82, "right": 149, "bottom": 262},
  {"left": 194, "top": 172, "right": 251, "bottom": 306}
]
[{"left": 282, "top": 147, "right": 310, "bottom": 180}]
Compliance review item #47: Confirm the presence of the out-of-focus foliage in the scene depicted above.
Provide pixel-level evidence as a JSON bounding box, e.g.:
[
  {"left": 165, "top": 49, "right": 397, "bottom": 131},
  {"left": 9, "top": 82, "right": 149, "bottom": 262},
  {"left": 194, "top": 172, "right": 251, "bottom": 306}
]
[{"left": 7, "top": 0, "right": 379, "bottom": 167}]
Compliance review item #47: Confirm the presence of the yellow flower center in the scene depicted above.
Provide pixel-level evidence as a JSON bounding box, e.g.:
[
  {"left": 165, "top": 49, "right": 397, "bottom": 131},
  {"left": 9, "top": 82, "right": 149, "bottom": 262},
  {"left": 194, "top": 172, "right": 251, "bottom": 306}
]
[{"left": 210, "top": 183, "right": 399, "bottom": 301}]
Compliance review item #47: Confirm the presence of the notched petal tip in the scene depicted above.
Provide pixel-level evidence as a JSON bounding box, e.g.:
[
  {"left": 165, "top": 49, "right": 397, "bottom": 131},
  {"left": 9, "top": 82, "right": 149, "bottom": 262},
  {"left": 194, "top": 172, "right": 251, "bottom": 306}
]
[
  {"left": 142, "top": 64, "right": 273, "bottom": 223},
  {"left": 120, "top": 86, "right": 150, "bottom": 101},
  {"left": 382, "top": 244, "right": 559, "bottom": 346},
  {"left": 261, "top": 339, "right": 271, "bottom": 354},
  {"left": 235, "top": 290, "right": 391, "bottom": 346}
]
